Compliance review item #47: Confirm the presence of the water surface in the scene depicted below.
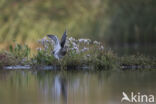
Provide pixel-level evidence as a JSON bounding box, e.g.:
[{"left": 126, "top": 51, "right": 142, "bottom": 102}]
[{"left": 0, "top": 70, "right": 156, "bottom": 104}]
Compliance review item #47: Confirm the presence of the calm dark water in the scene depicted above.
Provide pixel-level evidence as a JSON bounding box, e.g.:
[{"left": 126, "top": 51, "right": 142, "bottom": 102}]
[{"left": 0, "top": 70, "right": 156, "bottom": 104}]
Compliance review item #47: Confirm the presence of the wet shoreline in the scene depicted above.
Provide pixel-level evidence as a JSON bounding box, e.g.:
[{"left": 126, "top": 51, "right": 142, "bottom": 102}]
[{"left": 3, "top": 65, "right": 156, "bottom": 70}]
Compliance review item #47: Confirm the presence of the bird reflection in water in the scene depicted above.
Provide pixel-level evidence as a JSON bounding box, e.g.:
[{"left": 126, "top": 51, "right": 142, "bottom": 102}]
[{"left": 54, "top": 75, "right": 67, "bottom": 104}]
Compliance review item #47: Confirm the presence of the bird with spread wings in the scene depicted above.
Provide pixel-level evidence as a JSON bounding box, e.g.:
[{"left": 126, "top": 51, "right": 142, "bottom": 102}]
[{"left": 47, "top": 30, "right": 67, "bottom": 60}]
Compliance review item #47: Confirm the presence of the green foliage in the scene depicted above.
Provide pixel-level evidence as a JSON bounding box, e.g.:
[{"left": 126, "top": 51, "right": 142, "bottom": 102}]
[
  {"left": 0, "top": 0, "right": 155, "bottom": 47},
  {"left": 32, "top": 50, "right": 58, "bottom": 65},
  {"left": 120, "top": 54, "right": 156, "bottom": 66},
  {"left": 0, "top": 37, "right": 155, "bottom": 70},
  {"left": 91, "top": 50, "right": 118, "bottom": 70},
  {"left": 29, "top": 36, "right": 118, "bottom": 70},
  {"left": 9, "top": 41, "right": 31, "bottom": 59},
  {"left": 58, "top": 47, "right": 118, "bottom": 70},
  {"left": 61, "top": 52, "right": 85, "bottom": 69}
]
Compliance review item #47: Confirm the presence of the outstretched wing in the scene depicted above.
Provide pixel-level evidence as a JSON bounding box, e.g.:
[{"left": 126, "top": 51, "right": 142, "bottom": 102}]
[
  {"left": 47, "top": 35, "right": 59, "bottom": 44},
  {"left": 47, "top": 34, "right": 61, "bottom": 51},
  {"left": 60, "top": 30, "right": 67, "bottom": 48}
]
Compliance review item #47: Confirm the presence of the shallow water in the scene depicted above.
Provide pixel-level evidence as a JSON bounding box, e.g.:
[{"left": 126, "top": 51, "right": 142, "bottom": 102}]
[{"left": 0, "top": 70, "right": 156, "bottom": 104}]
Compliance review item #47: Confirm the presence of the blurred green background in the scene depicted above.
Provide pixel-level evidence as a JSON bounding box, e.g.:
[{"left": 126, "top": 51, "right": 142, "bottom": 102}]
[{"left": 0, "top": 0, "right": 155, "bottom": 55}]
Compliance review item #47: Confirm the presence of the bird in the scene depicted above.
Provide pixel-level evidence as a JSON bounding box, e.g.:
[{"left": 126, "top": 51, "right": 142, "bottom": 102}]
[{"left": 47, "top": 30, "right": 67, "bottom": 60}]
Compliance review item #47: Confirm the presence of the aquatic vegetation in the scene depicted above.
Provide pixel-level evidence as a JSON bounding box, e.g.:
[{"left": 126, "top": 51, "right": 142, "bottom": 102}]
[
  {"left": 0, "top": 37, "right": 155, "bottom": 70},
  {"left": 120, "top": 55, "right": 156, "bottom": 67},
  {"left": 0, "top": 41, "right": 32, "bottom": 67},
  {"left": 0, "top": 51, "right": 19, "bottom": 68},
  {"left": 33, "top": 37, "right": 57, "bottom": 65},
  {"left": 32, "top": 36, "right": 118, "bottom": 70},
  {"left": 9, "top": 41, "right": 31, "bottom": 59}
]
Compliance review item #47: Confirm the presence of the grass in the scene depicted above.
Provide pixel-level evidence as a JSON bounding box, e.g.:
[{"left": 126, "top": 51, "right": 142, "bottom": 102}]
[
  {"left": 0, "top": 37, "right": 155, "bottom": 70},
  {"left": 9, "top": 41, "right": 31, "bottom": 59},
  {"left": 0, "top": 0, "right": 155, "bottom": 48},
  {"left": 120, "top": 54, "right": 156, "bottom": 68}
]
